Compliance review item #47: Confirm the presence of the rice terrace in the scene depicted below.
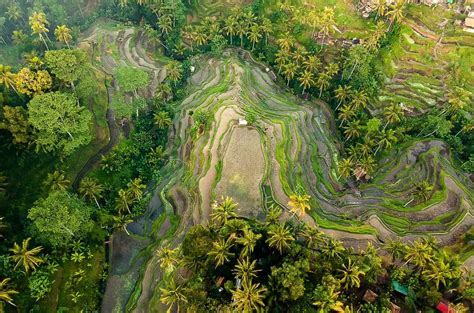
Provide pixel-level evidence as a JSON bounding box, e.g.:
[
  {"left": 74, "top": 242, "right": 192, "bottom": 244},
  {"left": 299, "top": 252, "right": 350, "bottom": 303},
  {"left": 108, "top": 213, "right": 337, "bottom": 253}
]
[{"left": 0, "top": 0, "right": 473, "bottom": 312}]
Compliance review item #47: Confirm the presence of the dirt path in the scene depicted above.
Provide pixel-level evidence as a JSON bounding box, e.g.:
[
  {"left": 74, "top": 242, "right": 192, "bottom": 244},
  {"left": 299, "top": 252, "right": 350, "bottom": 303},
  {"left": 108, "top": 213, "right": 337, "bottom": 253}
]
[{"left": 72, "top": 82, "right": 119, "bottom": 189}]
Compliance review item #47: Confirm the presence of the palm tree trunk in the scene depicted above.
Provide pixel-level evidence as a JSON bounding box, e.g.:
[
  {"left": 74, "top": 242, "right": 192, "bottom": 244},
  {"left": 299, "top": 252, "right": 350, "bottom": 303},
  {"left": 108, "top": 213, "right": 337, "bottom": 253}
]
[
  {"left": 93, "top": 196, "right": 101, "bottom": 209},
  {"left": 319, "top": 87, "right": 323, "bottom": 97},
  {"left": 40, "top": 34, "right": 49, "bottom": 50}
]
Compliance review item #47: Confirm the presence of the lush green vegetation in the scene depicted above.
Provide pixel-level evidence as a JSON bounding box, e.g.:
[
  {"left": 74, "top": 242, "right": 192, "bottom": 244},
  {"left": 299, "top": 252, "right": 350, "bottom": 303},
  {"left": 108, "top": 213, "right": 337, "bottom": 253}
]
[
  {"left": 158, "top": 199, "right": 471, "bottom": 312},
  {"left": 0, "top": 0, "right": 472, "bottom": 311}
]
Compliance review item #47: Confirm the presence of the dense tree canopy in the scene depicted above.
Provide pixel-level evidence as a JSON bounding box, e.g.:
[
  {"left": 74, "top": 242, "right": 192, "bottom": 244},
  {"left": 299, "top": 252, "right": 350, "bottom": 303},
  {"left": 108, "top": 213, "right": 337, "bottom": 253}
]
[
  {"left": 44, "top": 49, "right": 88, "bottom": 87},
  {"left": 27, "top": 92, "right": 92, "bottom": 155},
  {"left": 27, "top": 190, "right": 94, "bottom": 248}
]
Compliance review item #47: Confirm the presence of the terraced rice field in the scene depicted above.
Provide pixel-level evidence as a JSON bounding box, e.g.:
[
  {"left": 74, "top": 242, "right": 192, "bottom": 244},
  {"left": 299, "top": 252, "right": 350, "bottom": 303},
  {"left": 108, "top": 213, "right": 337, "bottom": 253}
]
[
  {"left": 162, "top": 49, "right": 473, "bottom": 245},
  {"left": 117, "top": 49, "right": 473, "bottom": 311},
  {"left": 377, "top": 6, "right": 474, "bottom": 113}
]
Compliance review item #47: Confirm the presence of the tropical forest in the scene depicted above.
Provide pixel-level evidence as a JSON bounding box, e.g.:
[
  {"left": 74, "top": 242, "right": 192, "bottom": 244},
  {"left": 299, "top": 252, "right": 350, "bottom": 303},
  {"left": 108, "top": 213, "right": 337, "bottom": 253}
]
[{"left": 0, "top": 0, "right": 473, "bottom": 312}]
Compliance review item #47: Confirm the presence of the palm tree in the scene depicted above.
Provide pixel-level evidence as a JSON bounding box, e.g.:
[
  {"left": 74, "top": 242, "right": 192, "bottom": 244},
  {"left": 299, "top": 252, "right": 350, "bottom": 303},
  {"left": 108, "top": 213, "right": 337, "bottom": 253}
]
[
  {"left": 10, "top": 238, "right": 44, "bottom": 273},
  {"left": 12, "top": 30, "right": 27, "bottom": 45},
  {"left": 372, "top": 0, "right": 387, "bottom": 19},
  {"left": 343, "top": 120, "right": 361, "bottom": 141},
  {"left": 387, "top": 0, "right": 406, "bottom": 30},
  {"left": 316, "top": 72, "right": 331, "bottom": 97},
  {"left": 6, "top": 3, "right": 23, "bottom": 23},
  {"left": 127, "top": 178, "right": 146, "bottom": 201},
  {"left": 292, "top": 46, "right": 307, "bottom": 65},
  {"left": 404, "top": 240, "right": 433, "bottom": 269},
  {"left": 383, "top": 103, "right": 403, "bottom": 130},
  {"left": 266, "top": 224, "right": 295, "bottom": 254},
  {"left": 112, "top": 215, "right": 133, "bottom": 235},
  {"left": 325, "top": 63, "right": 340, "bottom": 78},
  {"left": 334, "top": 85, "right": 352, "bottom": 110},
  {"left": 298, "top": 70, "right": 315, "bottom": 95},
  {"left": 154, "top": 111, "right": 172, "bottom": 129},
  {"left": 0, "top": 64, "right": 17, "bottom": 92},
  {"left": 312, "top": 285, "right": 344, "bottom": 312},
  {"left": 338, "top": 104, "right": 356, "bottom": 127},
  {"left": 157, "top": 245, "right": 180, "bottom": 273},
  {"left": 265, "top": 206, "right": 282, "bottom": 225},
  {"left": 357, "top": 136, "right": 375, "bottom": 157},
  {"left": 283, "top": 62, "right": 298, "bottom": 86},
  {"left": 231, "top": 279, "right": 267, "bottom": 312},
  {"left": 166, "top": 61, "right": 182, "bottom": 85},
  {"left": 321, "top": 238, "right": 346, "bottom": 260},
  {"left": 288, "top": 193, "right": 311, "bottom": 217},
  {"left": 222, "top": 16, "right": 237, "bottom": 45},
  {"left": 78, "top": 177, "right": 104, "bottom": 208},
  {"left": 154, "top": 83, "right": 173, "bottom": 104},
  {"left": 235, "top": 19, "right": 247, "bottom": 47},
  {"left": 303, "top": 55, "right": 321, "bottom": 73},
  {"left": 384, "top": 239, "right": 407, "bottom": 263},
  {"left": 276, "top": 32, "right": 295, "bottom": 51},
  {"left": 338, "top": 259, "right": 365, "bottom": 289},
  {"left": 54, "top": 25, "right": 72, "bottom": 48},
  {"left": 357, "top": 155, "right": 376, "bottom": 178},
  {"left": 44, "top": 170, "right": 70, "bottom": 191},
  {"left": 181, "top": 25, "right": 196, "bottom": 52},
  {"left": 236, "top": 227, "right": 262, "bottom": 257},
  {"left": 211, "top": 196, "right": 238, "bottom": 226},
  {"left": 232, "top": 257, "right": 261, "bottom": 283},
  {"left": 29, "top": 11, "right": 50, "bottom": 50},
  {"left": 116, "top": 189, "right": 132, "bottom": 215},
  {"left": 423, "top": 259, "right": 450, "bottom": 289},
  {"left": 299, "top": 225, "right": 324, "bottom": 249},
  {"left": 247, "top": 24, "right": 262, "bottom": 50},
  {"left": 375, "top": 129, "right": 397, "bottom": 154},
  {"left": 260, "top": 17, "right": 272, "bottom": 45},
  {"left": 274, "top": 50, "right": 289, "bottom": 74},
  {"left": 194, "top": 27, "right": 208, "bottom": 47},
  {"left": 337, "top": 158, "right": 353, "bottom": 179},
  {"left": 160, "top": 279, "right": 187, "bottom": 313},
  {"left": 350, "top": 90, "right": 368, "bottom": 110},
  {"left": 208, "top": 238, "right": 234, "bottom": 267},
  {"left": 158, "top": 15, "right": 173, "bottom": 36},
  {"left": 413, "top": 180, "right": 433, "bottom": 203},
  {"left": 319, "top": 7, "right": 335, "bottom": 45},
  {"left": 0, "top": 278, "right": 18, "bottom": 307}
]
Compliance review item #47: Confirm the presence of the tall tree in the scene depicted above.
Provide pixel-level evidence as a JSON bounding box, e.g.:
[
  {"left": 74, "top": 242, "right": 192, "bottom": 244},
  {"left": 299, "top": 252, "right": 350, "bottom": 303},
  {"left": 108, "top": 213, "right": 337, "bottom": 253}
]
[
  {"left": 15, "top": 68, "right": 52, "bottom": 96},
  {"left": 10, "top": 238, "right": 44, "bottom": 273},
  {"left": 266, "top": 224, "right": 294, "bottom": 254},
  {"left": 28, "top": 92, "right": 92, "bottom": 155},
  {"left": 154, "top": 111, "right": 172, "bottom": 129},
  {"left": 231, "top": 279, "right": 267, "bottom": 312},
  {"left": 160, "top": 279, "right": 187, "bottom": 313},
  {"left": 127, "top": 178, "right": 146, "bottom": 201},
  {"left": 29, "top": 11, "right": 50, "bottom": 50},
  {"left": 208, "top": 238, "right": 234, "bottom": 267},
  {"left": 54, "top": 25, "right": 72, "bottom": 48},
  {"left": 0, "top": 278, "right": 18, "bottom": 307},
  {"left": 43, "top": 170, "right": 70, "bottom": 191},
  {"left": 298, "top": 70, "right": 315, "bottom": 95},
  {"left": 0, "top": 106, "right": 30, "bottom": 145},
  {"left": 211, "top": 196, "right": 238, "bottom": 226},
  {"left": 0, "top": 64, "right": 17, "bottom": 92},
  {"left": 78, "top": 177, "right": 104, "bottom": 208},
  {"left": 28, "top": 190, "right": 93, "bottom": 247},
  {"left": 288, "top": 193, "right": 311, "bottom": 217}
]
